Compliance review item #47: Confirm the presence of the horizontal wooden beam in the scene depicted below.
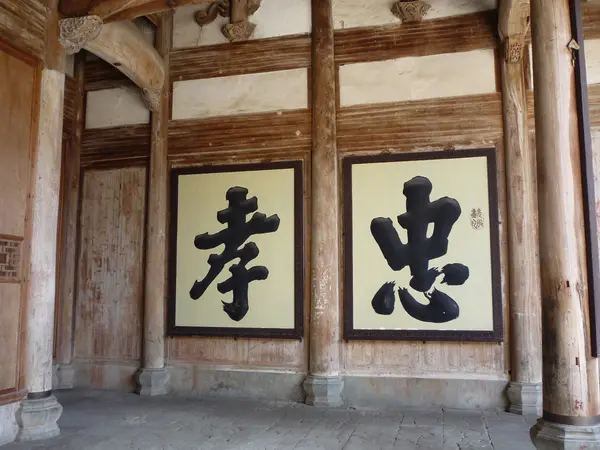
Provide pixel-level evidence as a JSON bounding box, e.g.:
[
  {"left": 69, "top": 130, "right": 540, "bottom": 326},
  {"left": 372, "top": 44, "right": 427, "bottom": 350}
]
[
  {"left": 60, "top": 0, "right": 211, "bottom": 22},
  {"left": 59, "top": 18, "right": 165, "bottom": 110}
]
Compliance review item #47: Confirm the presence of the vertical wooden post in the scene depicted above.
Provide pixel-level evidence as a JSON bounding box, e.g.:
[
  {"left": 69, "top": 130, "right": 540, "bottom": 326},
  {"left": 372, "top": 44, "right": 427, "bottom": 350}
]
[
  {"left": 303, "top": 0, "right": 343, "bottom": 407},
  {"left": 16, "top": 0, "right": 65, "bottom": 441},
  {"left": 498, "top": 0, "right": 543, "bottom": 416},
  {"left": 529, "top": 0, "right": 600, "bottom": 446},
  {"left": 135, "top": 12, "right": 172, "bottom": 396},
  {"left": 54, "top": 54, "right": 84, "bottom": 390}
]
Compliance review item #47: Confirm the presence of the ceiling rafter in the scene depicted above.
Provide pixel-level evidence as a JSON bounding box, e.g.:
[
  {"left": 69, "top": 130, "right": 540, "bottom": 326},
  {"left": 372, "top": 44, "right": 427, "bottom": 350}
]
[{"left": 59, "top": 0, "right": 212, "bottom": 22}]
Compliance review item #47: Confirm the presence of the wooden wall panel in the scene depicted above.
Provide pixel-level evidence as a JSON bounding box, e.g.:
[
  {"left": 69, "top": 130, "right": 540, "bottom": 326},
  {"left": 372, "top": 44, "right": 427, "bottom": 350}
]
[
  {"left": 334, "top": 11, "right": 497, "bottom": 65},
  {"left": 168, "top": 109, "right": 311, "bottom": 164},
  {"left": 0, "top": 0, "right": 46, "bottom": 61},
  {"left": 171, "top": 35, "right": 311, "bottom": 82},
  {"left": 81, "top": 124, "right": 151, "bottom": 169},
  {"left": 337, "top": 93, "right": 503, "bottom": 153},
  {"left": 84, "top": 57, "right": 133, "bottom": 92},
  {"left": 0, "top": 47, "right": 38, "bottom": 401},
  {"left": 74, "top": 168, "right": 146, "bottom": 363}
]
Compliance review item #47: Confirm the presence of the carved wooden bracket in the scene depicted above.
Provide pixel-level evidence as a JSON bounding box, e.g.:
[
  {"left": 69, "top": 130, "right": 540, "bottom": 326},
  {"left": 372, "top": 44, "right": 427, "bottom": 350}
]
[
  {"left": 194, "top": 0, "right": 261, "bottom": 42},
  {"left": 391, "top": 0, "right": 431, "bottom": 23},
  {"left": 59, "top": 17, "right": 165, "bottom": 112},
  {"left": 503, "top": 36, "right": 526, "bottom": 63},
  {"left": 59, "top": 15, "right": 103, "bottom": 55},
  {"left": 498, "top": 0, "right": 530, "bottom": 63}
]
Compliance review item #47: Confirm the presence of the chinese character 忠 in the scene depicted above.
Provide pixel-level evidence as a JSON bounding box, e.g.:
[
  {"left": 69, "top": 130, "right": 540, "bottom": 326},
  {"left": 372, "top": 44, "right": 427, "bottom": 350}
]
[{"left": 370, "top": 176, "right": 470, "bottom": 323}]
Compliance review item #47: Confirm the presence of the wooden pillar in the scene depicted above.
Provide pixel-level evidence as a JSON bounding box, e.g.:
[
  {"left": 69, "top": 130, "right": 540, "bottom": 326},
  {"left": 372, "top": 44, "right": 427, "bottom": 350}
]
[
  {"left": 134, "top": 12, "right": 172, "bottom": 396},
  {"left": 303, "top": 0, "right": 343, "bottom": 407},
  {"left": 498, "top": 0, "right": 543, "bottom": 416},
  {"left": 53, "top": 54, "right": 84, "bottom": 390},
  {"left": 529, "top": 0, "right": 600, "bottom": 446},
  {"left": 16, "top": 0, "right": 65, "bottom": 441}
]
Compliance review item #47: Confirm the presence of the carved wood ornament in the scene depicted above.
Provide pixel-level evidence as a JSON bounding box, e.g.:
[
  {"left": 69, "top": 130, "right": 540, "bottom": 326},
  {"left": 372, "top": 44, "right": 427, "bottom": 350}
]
[
  {"left": 391, "top": 0, "right": 431, "bottom": 23},
  {"left": 59, "top": 15, "right": 103, "bottom": 54},
  {"left": 194, "top": 0, "right": 261, "bottom": 42}
]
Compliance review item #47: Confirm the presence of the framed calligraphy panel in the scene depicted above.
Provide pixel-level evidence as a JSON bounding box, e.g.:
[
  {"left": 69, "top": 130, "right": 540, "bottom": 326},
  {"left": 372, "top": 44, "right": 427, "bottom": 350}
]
[
  {"left": 343, "top": 149, "right": 503, "bottom": 342},
  {"left": 168, "top": 161, "right": 304, "bottom": 339}
]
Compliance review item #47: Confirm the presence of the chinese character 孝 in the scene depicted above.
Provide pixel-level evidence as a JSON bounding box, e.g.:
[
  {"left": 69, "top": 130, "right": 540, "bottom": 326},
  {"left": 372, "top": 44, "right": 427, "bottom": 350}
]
[
  {"left": 189, "top": 186, "right": 280, "bottom": 322},
  {"left": 370, "top": 176, "right": 470, "bottom": 323}
]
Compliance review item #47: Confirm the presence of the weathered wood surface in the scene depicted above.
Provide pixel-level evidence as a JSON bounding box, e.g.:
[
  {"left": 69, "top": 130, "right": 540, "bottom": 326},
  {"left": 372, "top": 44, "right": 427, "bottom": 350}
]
[
  {"left": 26, "top": 68, "right": 65, "bottom": 394},
  {"left": 170, "top": 35, "right": 311, "bottom": 82},
  {"left": 308, "top": 0, "right": 340, "bottom": 379},
  {"left": 168, "top": 109, "right": 311, "bottom": 162},
  {"left": 334, "top": 11, "right": 497, "bottom": 65},
  {"left": 0, "top": 0, "right": 46, "bottom": 60},
  {"left": 337, "top": 93, "right": 503, "bottom": 153},
  {"left": 142, "top": 13, "right": 171, "bottom": 371},
  {"left": 60, "top": 0, "right": 212, "bottom": 21},
  {"left": 85, "top": 20, "right": 165, "bottom": 94},
  {"left": 531, "top": 0, "right": 600, "bottom": 418},
  {"left": 84, "top": 57, "right": 133, "bottom": 91},
  {"left": 74, "top": 168, "right": 146, "bottom": 363},
  {"left": 500, "top": 41, "right": 542, "bottom": 387},
  {"left": 0, "top": 48, "right": 38, "bottom": 398},
  {"left": 81, "top": 124, "right": 151, "bottom": 168},
  {"left": 55, "top": 56, "right": 84, "bottom": 368}
]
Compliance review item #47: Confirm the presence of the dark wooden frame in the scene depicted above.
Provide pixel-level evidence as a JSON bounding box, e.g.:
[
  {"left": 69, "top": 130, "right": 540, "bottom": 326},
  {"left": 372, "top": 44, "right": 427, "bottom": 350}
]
[
  {"left": 570, "top": 0, "right": 600, "bottom": 357},
  {"left": 167, "top": 160, "right": 304, "bottom": 339},
  {"left": 342, "top": 148, "right": 503, "bottom": 342}
]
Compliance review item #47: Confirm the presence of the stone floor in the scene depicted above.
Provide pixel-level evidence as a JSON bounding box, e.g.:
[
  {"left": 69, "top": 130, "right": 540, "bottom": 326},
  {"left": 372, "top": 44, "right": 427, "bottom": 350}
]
[{"left": 5, "top": 390, "right": 537, "bottom": 449}]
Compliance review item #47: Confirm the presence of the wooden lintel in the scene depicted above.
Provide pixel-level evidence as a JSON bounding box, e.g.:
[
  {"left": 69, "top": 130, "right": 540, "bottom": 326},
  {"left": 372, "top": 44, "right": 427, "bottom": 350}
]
[
  {"left": 87, "top": 20, "right": 165, "bottom": 109},
  {"left": 60, "top": 0, "right": 212, "bottom": 22},
  {"left": 60, "top": 17, "right": 165, "bottom": 110}
]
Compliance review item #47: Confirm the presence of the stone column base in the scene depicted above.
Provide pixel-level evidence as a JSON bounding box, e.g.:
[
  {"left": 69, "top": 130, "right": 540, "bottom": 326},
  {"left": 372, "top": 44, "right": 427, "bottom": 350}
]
[
  {"left": 507, "top": 381, "right": 543, "bottom": 416},
  {"left": 531, "top": 418, "right": 600, "bottom": 449},
  {"left": 53, "top": 364, "right": 75, "bottom": 390},
  {"left": 16, "top": 395, "right": 63, "bottom": 441},
  {"left": 303, "top": 375, "right": 344, "bottom": 407},
  {"left": 135, "top": 368, "right": 170, "bottom": 396}
]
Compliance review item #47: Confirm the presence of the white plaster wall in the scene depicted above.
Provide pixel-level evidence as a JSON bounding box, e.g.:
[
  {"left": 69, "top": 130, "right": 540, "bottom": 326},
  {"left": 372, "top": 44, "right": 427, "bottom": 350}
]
[
  {"left": 172, "top": 68, "right": 309, "bottom": 120},
  {"left": 333, "top": 0, "right": 497, "bottom": 30},
  {"left": 85, "top": 87, "right": 150, "bottom": 129},
  {"left": 0, "top": 401, "right": 19, "bottom": 446},
  {"left": 339, "top": 49, "right": 497, "bottom": 107},
  {"left": 173, "top": 0, "right": 311, "bottom": 49},
  {"left": 586, "top": 39, "right": 600, "bottom": 85},
  {"left": 65, "top": 54, "right": 75, "bottom": 77}
]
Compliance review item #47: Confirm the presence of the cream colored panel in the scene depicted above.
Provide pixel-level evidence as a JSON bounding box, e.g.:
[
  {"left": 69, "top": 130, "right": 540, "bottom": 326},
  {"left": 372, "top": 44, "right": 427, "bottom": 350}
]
[
  {"left": 175, "top": 168, "right": 296, "bottom": 329},
  {"left": 333, "top": 0, "right": 497, "bottom": 30},
  {"left": 340, "top": 49, "right": 496, "bottom": 107},
  {"left": 586, "top": 39, "right": 600, "bottom": 85},
  {"left": 85, "top": 87, "right": 150, "bottom": 129},
  {"left": 172, "top": 69, "right": 308, "bottom": 120},
  {"left": 351, "top": 156, "right": 495, "bottom": 331},
  {"left": 173, "top": 0, "right": 311, "bottom": 49}
]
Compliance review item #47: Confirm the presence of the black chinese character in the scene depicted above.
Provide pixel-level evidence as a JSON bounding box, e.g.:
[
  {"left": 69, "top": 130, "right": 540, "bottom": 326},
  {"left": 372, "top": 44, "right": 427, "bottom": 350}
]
[
  {"left": 190, "top": 186, "right": 280, "bottom": 321},
  {"left": 370, "top": 176, "right": 469, "bottom": 323}
]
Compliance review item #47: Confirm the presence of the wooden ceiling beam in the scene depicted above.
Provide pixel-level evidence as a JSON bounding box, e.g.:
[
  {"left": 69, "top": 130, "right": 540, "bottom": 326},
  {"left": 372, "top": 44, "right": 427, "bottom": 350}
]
[
  {"left": 60, "top": 0, "right": 212, "bottom": 22},
  {"left": 59, "top": 18, "right": 165, "bottom": 110}
]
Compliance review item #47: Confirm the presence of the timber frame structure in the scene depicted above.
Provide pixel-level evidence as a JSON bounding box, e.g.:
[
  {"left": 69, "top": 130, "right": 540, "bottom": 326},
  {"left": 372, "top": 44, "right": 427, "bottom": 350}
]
[{"left": 2, "top": 0, "right": 600, "bottom": 448}]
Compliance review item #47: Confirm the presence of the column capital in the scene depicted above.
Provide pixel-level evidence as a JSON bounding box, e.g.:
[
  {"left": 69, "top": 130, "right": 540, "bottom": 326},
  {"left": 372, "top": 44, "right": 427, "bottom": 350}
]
[{"left": 59, "top": 15, "right": 103, "bottom": 55}]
